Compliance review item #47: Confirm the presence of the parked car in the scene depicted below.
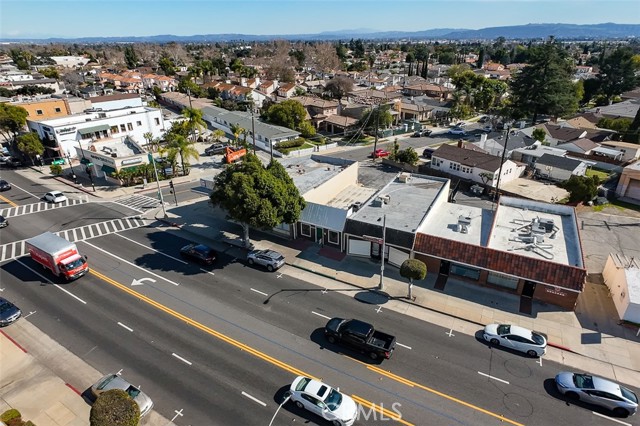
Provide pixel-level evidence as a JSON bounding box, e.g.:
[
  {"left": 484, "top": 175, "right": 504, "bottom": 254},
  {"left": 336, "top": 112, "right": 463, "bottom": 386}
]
[
  {"left": 42, "top": 191, "right": 67, "bottom": 203},
  {"left": 204, "top": 143, "right": 230, "bottom": 156},
  {"left": 483, "top": 323, "right": 547, "bottom": 357},
  {"left": 371, "top": 149, "right": 390, "bottom": 158},
  {"left": 555, "top": 372, "right": 638, "bottom": 417},
  {"left": 0, "top": 157, "right": 22, "bottom": 168},
  {"left": 448, "top": 127, "right": 466, "bottom": 135},
  {"left": 482, "top": 125, "right": 493, "bottom": 132},
  {"left": 478, "top": 116, "right": 490, "bottom": 123},
  {"left": 412, "top": 129, "right": 432, "bottom": 137},
  {"left": 0, "top": 179, "right": 10, "bottom": 191},
  {"left": 91, "top": 373, "right": 154, "bottom": 417},
  {"left": 247, "top": 249, "right": 285, "bottom": 272},
  {"left": 422, "top": 147, "right": 436, "bottom": 159},
  {"left": 289, "top": 376, "right": 358, "bottom": 426},
  {"left": 0, "top": 215, "right": 7, "bottom": 229},
  {"left": 0, "top": 297, "right": 21, "bottom": 326},
  {"left": 180, "top": 243, "right": 216, "bottom": 265}
]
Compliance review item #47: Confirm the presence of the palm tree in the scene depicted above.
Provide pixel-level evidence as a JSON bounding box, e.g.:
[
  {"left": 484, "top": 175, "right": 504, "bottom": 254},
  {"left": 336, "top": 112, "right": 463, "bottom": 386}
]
[
  {"left": 212, "top": 129, "right": 225, "bottom": 143},
  {"left": 229, "top": 123, "right": 244, "bottom": 147},
  {"left": 167, "top": 134, "right": 199, "bottom": 176},
  {"left": 182, "top": 107, "right": 207, "bottom": 142}
]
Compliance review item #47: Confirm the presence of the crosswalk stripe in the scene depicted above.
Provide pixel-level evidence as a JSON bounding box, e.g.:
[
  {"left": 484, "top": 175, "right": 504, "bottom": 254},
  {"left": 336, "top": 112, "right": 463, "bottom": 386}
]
[{"left": 0, "top": 199, "right": 89, "bottom": 218}]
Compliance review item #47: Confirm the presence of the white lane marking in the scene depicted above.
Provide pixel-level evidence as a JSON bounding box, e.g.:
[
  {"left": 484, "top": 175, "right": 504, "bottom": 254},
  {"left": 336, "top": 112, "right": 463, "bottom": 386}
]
[
  {"left": 592, "top": 412, "right": 632, "bottom": 425},
  {"left": 16, "top": 259, "right": 88, "bottom": 304},
  {"left": 114, "top": 233, "right": 188, "bottom": 264},
  {"left": 311, "top": 311, "right": 331, "bottom": 320},
  {"left": 117, "top": 322, "right": 134, "bottom": 332},
  {"left": 242, "top": 391, "right": 267, "bottom": 407},
  {"left": 171, "top": 409, "right": 184, "bottom": 422},
  {"left": 200, "top": 268, "right": 215, "bottom": 276},
  {"left": 375, "top": 306, "right": 382, "bottom": 313},
  {"left": 172, "top": 353, "right": 192, "bottom": 365},
  {"left": 537, "top": 357, "right": 543, "bottom": 367},
  {"left": 396, "top": 342, "right": 412, "bottom": 350},
  {"left": 477, "top": 371, "right": 509, "bottom": 385},
  {"left": 446, "top": 329, "right": 455, "bottom": 337},
  {"left": 83, "top": 241, "right": 180, "bottom": 286},
  {"left": 251, "top": 288, "right": 268, "bottom": 296},
  {"left": 8, "top": 182, "right": 40, "bottom": 199}
]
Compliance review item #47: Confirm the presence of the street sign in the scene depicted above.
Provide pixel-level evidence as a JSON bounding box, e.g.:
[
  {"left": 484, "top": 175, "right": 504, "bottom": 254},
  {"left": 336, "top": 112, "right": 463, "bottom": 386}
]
[{"left": 362, "top": 235, "right": 383, "bottom": 245}]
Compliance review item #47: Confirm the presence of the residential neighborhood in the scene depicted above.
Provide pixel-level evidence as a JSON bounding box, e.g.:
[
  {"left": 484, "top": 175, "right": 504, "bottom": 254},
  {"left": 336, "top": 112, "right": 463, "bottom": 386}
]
[{"left": 1, "top": 9, "right": 640, "bottom": 426}]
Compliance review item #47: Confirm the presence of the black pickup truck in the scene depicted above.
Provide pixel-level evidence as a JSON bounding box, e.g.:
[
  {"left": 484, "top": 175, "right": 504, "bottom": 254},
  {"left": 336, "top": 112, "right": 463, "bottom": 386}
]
[{"left": 324, "top": 317, "right": 396, "bottom": 360}]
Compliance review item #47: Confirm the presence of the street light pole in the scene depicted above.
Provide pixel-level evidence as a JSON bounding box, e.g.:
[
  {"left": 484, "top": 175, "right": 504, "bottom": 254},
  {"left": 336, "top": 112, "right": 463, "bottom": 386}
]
[
  {"left": 66, "top": 152, "right": 78, "bottom": 184},
  {"left": 378, "top": 214, "right": 386, "bottom": 290}
]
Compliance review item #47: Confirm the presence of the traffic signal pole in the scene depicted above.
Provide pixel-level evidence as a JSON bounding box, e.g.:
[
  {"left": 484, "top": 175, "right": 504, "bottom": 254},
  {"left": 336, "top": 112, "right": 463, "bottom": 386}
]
[{"left": 170, "top": 180, "right": 178, "bottom": 205}]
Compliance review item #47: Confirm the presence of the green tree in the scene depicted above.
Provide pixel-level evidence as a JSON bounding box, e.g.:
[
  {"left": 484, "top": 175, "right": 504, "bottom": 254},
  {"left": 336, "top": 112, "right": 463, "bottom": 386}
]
[
  {"left": 532, "top": 128, "right": 547, "bottom": 143},
  {"left": 182, "top": 107, "right": 207, "bottom": 142},
  {"left": 396, "top": 147, "right": 419, "bottom": 165},
  {"left": 158, "top": 55, "right": 176, "bottom": 76},
  {"left": 0, "top": 104, "right": 28, "bottom": 143},
  {"left": 123, "top": 45, "right": 138, "bottom": 69},
  {"left": 562, "top": 175, "right": 600, "bottom": 203},
  {"left": 166, "top": 134, "right": 199, "bottom": 176},
  {"left": 212, "top": 129, "right": 225, "bottom": 142},
  {"left": 40, "top": 67, "right": 60, "bottom": 79},
  {"left": 597, "top": 47, "right": 639, "bottom": 103},
  {"left": 264, "top": 99, "right": 308, "bottom": 131},
  {"left": 229, "top": 123, "right": 245, "bottom": 146},
  {"left": 509, "top": 39, "right": 578, "bottom": 124},
  {"left": 297, "top": 120, "right": 316, "bottom": 138},
  {"left": 399, "top": 258, "right": 427, "bottom": 299},
  {"left": 16, "top": 132, "right": 44, "bottom": 164},
  {"left": 89, "top": 389, "right": 139, "bottom": 426},
  {"left": 358, "top": 105, "right": 393, "bottom": 133},
  {"left": 209, "top": 154, "right": 306, "bottom": 248},
  {"left": 625, "top": 107, "right": 640, "bottom": 144}
]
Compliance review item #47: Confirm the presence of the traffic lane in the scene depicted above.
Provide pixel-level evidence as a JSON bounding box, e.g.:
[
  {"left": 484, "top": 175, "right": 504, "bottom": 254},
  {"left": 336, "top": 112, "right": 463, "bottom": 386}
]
[
  {"left": 138, "top": 180, "right": 209, "bottom": 205},
  {"left": 75, "top": 230, "right": 638, "bottom": 425},
  {"left": 66, "top": 235, "right": 526, "bottom": 425},
  {"left": 1, "top": 259, "right": 294, "bottom": 426},
  {"left": 0, "top": 201, "right": 139, "bottom": 245}
]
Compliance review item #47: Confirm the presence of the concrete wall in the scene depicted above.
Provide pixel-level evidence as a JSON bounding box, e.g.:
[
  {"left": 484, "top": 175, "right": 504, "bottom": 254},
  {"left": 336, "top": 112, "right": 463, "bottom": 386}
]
[
  {"left": 603, "top": 255, "right": 640, "bottom": 323},
  {"left": 303, "top": 161, "right": 358, "bottom": 202}
]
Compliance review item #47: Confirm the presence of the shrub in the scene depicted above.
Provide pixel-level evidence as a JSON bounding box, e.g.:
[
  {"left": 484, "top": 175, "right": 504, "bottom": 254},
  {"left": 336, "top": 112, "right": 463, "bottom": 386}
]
[
  {"left": 1, "top": 409, "right": 21, "bottom": 422},
  {"left": 49, "top": 164, "right": 63, "bottom": 175},
  {"left": 275, "top": 138, "right": 305, "bottom": 150},
  {"left": 90, "top": 389, "right": 140, "bottom": 426},
  {"left": 399, "top": 259, "right": 427, "bottom": 282},
  {"left": 396, "top": 147, "right": 419, "bottom": 165}
]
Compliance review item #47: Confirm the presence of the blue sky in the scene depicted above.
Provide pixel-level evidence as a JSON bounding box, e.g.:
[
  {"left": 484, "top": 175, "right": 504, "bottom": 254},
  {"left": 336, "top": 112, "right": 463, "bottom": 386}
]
[{"left": 1, "top": 0, "right": 638, "bottom": 39}]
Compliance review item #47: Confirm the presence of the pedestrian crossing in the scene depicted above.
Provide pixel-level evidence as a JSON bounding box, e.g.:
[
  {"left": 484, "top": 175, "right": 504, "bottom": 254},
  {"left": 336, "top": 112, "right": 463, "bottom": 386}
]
[
  {"left": 111, "top": 194, "right": 166, "bottom": 213},
  {"left": 0, "top": 198, "right": 87, "bottom": 219},
  {"left": 0, "top": 216, "right": 148, "bottom": 263}
]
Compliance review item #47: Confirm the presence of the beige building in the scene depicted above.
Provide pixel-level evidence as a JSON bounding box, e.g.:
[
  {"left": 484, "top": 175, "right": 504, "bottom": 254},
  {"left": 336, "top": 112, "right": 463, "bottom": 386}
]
[
  {"left": 616, "top": 160, "right": 640, "bottom": 202},
  {"left": 12, "top": 98, "right": 70, "bottom": 120}
]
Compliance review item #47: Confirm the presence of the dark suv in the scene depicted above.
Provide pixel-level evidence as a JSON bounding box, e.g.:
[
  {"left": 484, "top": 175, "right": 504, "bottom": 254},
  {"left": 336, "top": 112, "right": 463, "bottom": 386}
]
[
  {"left": 204, "top": 143, "right": 229, "bottom": 156},
  {"left": 180, "top": 243, "right": 217, "bottom": 265}
]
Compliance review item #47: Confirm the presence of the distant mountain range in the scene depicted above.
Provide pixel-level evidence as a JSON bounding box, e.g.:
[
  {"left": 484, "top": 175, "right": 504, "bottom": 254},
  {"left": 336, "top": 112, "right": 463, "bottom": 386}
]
[{"left": 2, "top": 23, "right": 639, "bottom": 43}]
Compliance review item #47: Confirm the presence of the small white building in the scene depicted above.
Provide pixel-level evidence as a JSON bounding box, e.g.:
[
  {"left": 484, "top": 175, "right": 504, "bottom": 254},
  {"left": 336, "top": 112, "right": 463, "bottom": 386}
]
[
  {"left": 603, "top": 254, "right": 640, "bottom": 323},
  {"left": 27, "top": 105, "right": 166, "bottom": 159}
]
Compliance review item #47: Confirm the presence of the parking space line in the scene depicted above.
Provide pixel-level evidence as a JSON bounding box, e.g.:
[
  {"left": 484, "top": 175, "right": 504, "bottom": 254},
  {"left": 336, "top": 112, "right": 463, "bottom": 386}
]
[
  {"left": 242, "top": 391, "right": 267, "bottom": 407},
  {"left": 592, "top": 412, "right": 631, "bottom": 425},
  {"left": 311, "top": 311, "right": 331, "bottom": 320},
  {"left": 477, "top": 371, "right": 509, "bottom": 385},
  {"left": 250, "top": 288, "right": 268, "bottom": 296}
]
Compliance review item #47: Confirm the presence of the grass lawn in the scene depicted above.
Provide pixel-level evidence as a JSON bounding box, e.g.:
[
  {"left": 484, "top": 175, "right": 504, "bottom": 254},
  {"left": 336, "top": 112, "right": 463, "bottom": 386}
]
[{"left": 585, "top": 168, "right": 610, "bottom": 180}]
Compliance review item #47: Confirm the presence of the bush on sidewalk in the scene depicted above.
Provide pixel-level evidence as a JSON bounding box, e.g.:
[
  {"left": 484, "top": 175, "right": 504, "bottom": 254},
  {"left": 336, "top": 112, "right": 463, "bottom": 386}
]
[
  {"left": 1, "top": 408, "right": 36, "bottom": 425},
  {"left": 90, "top": 389, "right": 139, "bottom": 426}
]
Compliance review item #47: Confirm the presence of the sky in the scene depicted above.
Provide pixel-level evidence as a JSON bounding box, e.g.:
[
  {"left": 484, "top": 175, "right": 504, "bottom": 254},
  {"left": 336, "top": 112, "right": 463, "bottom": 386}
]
[{"left": 1, "top": 0, "right": 638, "bottom": 39}]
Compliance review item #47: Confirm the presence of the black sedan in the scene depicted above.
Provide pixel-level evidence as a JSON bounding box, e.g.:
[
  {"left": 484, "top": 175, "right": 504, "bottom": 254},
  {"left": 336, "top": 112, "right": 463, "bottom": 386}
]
[
  {"left": 0, "top": 297, "right": 21, "bottom": 326},
  {"left": 0, "top": 179, "right": 10, "bottom": 191},
  {"left": 180, "top": 243, "right": 216, "bottom": 265}
]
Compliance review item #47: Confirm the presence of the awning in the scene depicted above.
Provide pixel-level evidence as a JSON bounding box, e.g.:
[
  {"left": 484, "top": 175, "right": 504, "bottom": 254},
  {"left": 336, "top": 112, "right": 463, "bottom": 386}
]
[
  {"left": 101, "top": 165, "right": 116, "bottom": 174},
  {"left": 79, "top": 124, "right": 110, "bottom": 135}
]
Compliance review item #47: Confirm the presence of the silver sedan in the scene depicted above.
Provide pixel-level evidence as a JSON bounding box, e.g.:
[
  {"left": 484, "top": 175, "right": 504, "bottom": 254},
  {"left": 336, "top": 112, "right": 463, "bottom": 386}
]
[{"left": 555, "top": 372, "right": 638, "bottom": 417}]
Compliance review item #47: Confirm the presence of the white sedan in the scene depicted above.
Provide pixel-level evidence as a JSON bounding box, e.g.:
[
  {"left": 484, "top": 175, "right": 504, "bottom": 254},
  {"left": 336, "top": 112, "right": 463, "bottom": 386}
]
[
  {"left": 448, "top": 127, "right": 466, "bottom": 135},
  {"left": 42, "top": 191, "right": 67, "bottom": 203},
  {"left": 289, "top": 376, "right": 358, "bottom": 426},
  {"left": 483, "top": 324, "right": 547, "bottom": 357}
]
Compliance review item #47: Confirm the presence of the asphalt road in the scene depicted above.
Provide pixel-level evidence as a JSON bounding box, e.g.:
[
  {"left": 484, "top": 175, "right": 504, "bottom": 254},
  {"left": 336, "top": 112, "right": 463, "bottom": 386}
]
[{"left": 1, "top": 166, "right": 638, "bottom": 426}]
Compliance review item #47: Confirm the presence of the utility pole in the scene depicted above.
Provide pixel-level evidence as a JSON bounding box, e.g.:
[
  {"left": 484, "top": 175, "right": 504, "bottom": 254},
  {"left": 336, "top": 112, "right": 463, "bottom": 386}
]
[
  {"left": 378, "top": 214, "right": 386, "bottom": 290},
  {"left": 250, "top": 104, "right": 256, "bottom": 155},
  {"left": 492, "top": 125, "right": 511, "bottom": 205},
  {"left": 149, "top": 154, "right": 167, "bottom": 218},
  {"left": 372, "top": 103, "right": 380, "bottom": 157}
]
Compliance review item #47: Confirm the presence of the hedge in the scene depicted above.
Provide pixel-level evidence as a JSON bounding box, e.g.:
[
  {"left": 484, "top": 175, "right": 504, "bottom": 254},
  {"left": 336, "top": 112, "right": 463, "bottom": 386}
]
[{"left": 275, "top": 138, "right": 305, "bottom": 149}]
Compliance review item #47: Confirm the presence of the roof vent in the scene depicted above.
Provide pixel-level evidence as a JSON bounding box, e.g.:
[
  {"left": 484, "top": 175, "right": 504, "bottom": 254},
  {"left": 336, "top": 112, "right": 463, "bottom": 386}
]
[
  {"left": 457, "top": 215, "right": 471, "bottom": 227},
  {"left": 398, "top": 172, "right": 411, "bottom": 183}
]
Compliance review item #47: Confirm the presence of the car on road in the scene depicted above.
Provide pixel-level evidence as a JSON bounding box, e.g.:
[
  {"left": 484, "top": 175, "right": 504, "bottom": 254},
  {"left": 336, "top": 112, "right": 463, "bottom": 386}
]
[
  {"left": 0, "top": 297, "right": 21, "bottom": 326},
  {"left": 483, "top": 323, "right": 547, "bottom": 357},
  {"left": 482, "top": 125, "right": 493, "bottom": 132},
  {"left": 448, "top": 127, "right": 466, "bottom": 135},
  {"left": 180, "top": 243, "right": 216, "bottom": 265},
  {"left": 0, "top": 215, "right": 7, "bottom": 229},
  {"left": 42, "top": 191, "right": 67, "bottom": 203},
  {"left": 454, "top": 121, "right": 466, "bottom": 127},
  {"left": 0, "top": 179, "right": 10, "bottom": 191},
  {"left": 91, "top": 373, "right": 154, "bottom": 417},
  {"left": 0, "top": 157, "right": 22, "bottom": 168},
  {"left": 371, "top": 149, "right": 390, "bottom": 158},
  {"left": 289, "top": 376, "right": 358, "bottom": 426},
  {"left": 204, "top": 143, "right": 230, "bottom": 156},
  {"left": 412, "top": 129, "right": 432, "bottom": 137},
  {"left": 555, "top": 372, "right": 638, "bottom": 417},
  {"left": 247, "top": 249, "right": 285, "bottom": 272}
]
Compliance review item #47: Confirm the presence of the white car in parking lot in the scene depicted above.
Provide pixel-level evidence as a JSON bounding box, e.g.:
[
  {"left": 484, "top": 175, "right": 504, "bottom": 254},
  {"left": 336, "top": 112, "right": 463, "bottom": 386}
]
[{"left": 483, "top": 323, "right": 547, "bottom": 357}]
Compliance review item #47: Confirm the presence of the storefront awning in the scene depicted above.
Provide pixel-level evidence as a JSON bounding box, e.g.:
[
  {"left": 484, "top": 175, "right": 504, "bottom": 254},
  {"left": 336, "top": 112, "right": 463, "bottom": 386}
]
[
  {"left": 79, "top": 124, "right": 110, "bottom": 135},
  {"left": 101, "top": 165, "right": 116, "bottom": 174}
]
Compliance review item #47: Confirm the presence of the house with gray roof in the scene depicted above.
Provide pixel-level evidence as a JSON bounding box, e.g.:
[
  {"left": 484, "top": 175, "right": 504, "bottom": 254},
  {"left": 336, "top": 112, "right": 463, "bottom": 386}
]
[
  {"left": 533, "top": 153, "right": 587, "bottom": 181},
  {"left": 556, "top": 138, "right": 600, "bottom": 155},
  {"left": 472, "top": 132, "right": 532, "bottom": 157},
  {"left": 430, "top": 143, "right": 524, "bottom": 187}
]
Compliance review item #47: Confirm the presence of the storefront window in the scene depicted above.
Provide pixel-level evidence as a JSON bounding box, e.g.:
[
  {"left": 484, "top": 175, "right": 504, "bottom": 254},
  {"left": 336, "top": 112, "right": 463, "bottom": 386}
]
[
  {"left": 328, "top": 231, "right": 339, "bottom": 244},
  {"left": 300, "top": 223, "right": 311, "bottom": 237},
  {"left": 450, "top": 263, "right": 480, "bottom": 280}
]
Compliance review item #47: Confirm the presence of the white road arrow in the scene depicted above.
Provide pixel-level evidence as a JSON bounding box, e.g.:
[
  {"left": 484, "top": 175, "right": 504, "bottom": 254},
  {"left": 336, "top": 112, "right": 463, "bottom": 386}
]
[{"left": 131, "top": 277, "right": 157, "bottom": 286}]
